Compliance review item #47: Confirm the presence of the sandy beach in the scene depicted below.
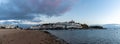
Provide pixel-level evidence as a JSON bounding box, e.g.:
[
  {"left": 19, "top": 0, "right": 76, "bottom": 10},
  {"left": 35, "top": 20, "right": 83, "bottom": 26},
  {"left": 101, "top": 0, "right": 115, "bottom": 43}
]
[{"left": 0, "top": 29, "right": 67, "bottom": 44}]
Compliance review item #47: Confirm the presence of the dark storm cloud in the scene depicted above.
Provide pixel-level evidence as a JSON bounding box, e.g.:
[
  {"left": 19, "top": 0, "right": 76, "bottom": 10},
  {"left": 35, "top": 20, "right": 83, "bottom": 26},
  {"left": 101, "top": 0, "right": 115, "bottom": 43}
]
[{"left": 0, "top": 0, "right": 74, "bottom": 22}]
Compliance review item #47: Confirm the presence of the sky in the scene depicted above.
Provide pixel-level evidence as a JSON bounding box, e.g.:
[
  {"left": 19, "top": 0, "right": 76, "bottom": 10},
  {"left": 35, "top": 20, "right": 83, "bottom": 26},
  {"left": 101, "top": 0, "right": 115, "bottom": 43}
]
[{"left": 0, "top": 0, "right": 120, "bottom": 25}]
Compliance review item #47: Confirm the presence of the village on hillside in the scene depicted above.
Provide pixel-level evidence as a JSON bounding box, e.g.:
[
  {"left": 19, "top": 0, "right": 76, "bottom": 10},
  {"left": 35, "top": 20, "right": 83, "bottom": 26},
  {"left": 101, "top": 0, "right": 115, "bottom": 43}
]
[
  {"left": 30, "top": 20, "right": 87, "bottom": 29},
  {"left": 0, "top": 25, "right": 19, "bottom": 29},
  {"left": 30, "top": 20, "right": 104, "bottom": 30},
  {"left": 0, "top": 20, "right": 104, "bottom": 30}
]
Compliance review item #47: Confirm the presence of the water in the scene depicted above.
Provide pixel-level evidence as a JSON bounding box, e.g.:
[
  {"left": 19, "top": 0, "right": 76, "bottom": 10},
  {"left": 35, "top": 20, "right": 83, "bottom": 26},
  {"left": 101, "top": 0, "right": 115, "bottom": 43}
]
[{"left": 47, "top": 29, "right": 120, "bottom": 44}]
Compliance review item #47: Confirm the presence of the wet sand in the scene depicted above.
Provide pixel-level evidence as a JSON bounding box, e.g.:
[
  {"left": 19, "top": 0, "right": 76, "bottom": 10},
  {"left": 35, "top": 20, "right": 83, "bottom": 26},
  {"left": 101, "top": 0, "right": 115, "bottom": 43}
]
[{"left": 0, "top": 29, "right": 67, "bottom": 44}]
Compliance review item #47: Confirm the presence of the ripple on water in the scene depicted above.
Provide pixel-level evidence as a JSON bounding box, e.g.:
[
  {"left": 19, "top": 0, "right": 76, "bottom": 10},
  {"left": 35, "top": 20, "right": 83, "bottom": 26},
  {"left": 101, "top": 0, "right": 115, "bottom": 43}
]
[{"left": 47, "top": 29, "right": 120, "bottom": 44}]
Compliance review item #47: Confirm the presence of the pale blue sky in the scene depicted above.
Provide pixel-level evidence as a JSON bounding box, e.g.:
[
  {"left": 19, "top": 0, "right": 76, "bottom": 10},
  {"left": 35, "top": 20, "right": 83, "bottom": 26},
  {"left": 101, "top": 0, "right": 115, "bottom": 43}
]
[{"left": 40, "top": 0, "right": 120, "bottom": 25}]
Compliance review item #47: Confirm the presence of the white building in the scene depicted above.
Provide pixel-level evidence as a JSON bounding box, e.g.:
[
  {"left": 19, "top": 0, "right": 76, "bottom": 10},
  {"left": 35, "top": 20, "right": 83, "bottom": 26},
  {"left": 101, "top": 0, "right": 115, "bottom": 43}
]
[
  {"left": 30, "top": 20, "right": 83, "bottom": 29},
  {"left": 0, "top": 25, "right": 17, "bottom": 29}
]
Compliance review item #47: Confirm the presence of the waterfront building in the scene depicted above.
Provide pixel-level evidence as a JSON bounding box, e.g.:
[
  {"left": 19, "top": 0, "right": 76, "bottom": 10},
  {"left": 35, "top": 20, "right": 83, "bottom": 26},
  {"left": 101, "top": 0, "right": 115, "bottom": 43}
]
[
  {"left": 0, "top": 25, "right": 17, "bottom": 29},
  {"left": 30, "top": 20, "right": 84, "bottom": 29}
]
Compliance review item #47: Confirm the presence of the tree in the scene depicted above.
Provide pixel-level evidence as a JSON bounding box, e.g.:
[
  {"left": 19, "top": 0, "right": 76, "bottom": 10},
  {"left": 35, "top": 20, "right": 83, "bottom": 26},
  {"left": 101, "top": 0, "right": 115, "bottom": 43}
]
[
  {"left": 81, "top": 24, "right": 89, "bottom": 29},
  {"left": 89, "top": 26, "right": 104, "bottom": 29}
]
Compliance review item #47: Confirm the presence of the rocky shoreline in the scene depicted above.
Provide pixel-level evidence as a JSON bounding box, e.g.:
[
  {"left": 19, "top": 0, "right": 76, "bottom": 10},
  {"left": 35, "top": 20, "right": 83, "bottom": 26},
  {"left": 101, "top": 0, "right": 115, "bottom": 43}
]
[
  {"left": 43, "top": 31, "right": 69, "bottom": 44},
  {"left": 0, "top": 29, "right": 68, "bottom": 44},
  {"left": 26, "top": 28, "right": 106, "bottom": 30}
]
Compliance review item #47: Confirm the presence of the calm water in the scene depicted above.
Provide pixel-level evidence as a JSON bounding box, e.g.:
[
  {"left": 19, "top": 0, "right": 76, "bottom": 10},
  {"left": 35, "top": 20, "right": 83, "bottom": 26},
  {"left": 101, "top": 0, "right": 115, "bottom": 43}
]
[{"left": 47, "top": 29, "right": 120, "bottom": 44}]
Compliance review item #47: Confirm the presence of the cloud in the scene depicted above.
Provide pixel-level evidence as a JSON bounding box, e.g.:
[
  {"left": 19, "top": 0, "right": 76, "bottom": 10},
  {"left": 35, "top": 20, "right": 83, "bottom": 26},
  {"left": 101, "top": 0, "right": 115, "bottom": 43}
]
[
  {"left": 0, "top": 20, "right": 41, "bottom": 25},
  {"left": 0, "top": 0, "right": 74, "bottom": 23}
]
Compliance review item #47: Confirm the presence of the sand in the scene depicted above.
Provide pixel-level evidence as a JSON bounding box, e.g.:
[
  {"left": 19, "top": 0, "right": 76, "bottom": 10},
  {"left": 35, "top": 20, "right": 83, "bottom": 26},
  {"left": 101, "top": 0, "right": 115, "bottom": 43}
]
[{"left": 0, "top": 29, "right": 68, "bottom": 44}]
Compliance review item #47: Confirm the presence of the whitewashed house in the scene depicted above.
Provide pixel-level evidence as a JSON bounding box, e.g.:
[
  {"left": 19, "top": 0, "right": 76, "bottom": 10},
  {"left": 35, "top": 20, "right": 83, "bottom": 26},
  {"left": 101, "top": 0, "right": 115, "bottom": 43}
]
[
  {"left": 30, "top": 20, "right": 83, "bottom": 29},
  {"left": 0, "top": 25, "right": 17, "bottom": 29}
]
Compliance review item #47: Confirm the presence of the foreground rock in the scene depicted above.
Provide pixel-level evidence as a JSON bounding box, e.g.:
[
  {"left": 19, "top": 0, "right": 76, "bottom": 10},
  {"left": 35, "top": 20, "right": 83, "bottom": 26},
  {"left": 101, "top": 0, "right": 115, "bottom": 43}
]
[{"left": 0, "top": 29, "right": 68, "bottom": 44}]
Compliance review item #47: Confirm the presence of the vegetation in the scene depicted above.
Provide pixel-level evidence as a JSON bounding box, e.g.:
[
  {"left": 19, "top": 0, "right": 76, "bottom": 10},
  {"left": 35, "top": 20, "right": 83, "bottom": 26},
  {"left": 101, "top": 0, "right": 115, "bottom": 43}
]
[
  {"left": 0, "top": 26, "right": 5, "bottom": 29},
  {"left": 89, "top": 26, "right": 104, "bottom": 29},
  {"left": 81, "top": 24, "right": 89, "bottom": 29}
]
